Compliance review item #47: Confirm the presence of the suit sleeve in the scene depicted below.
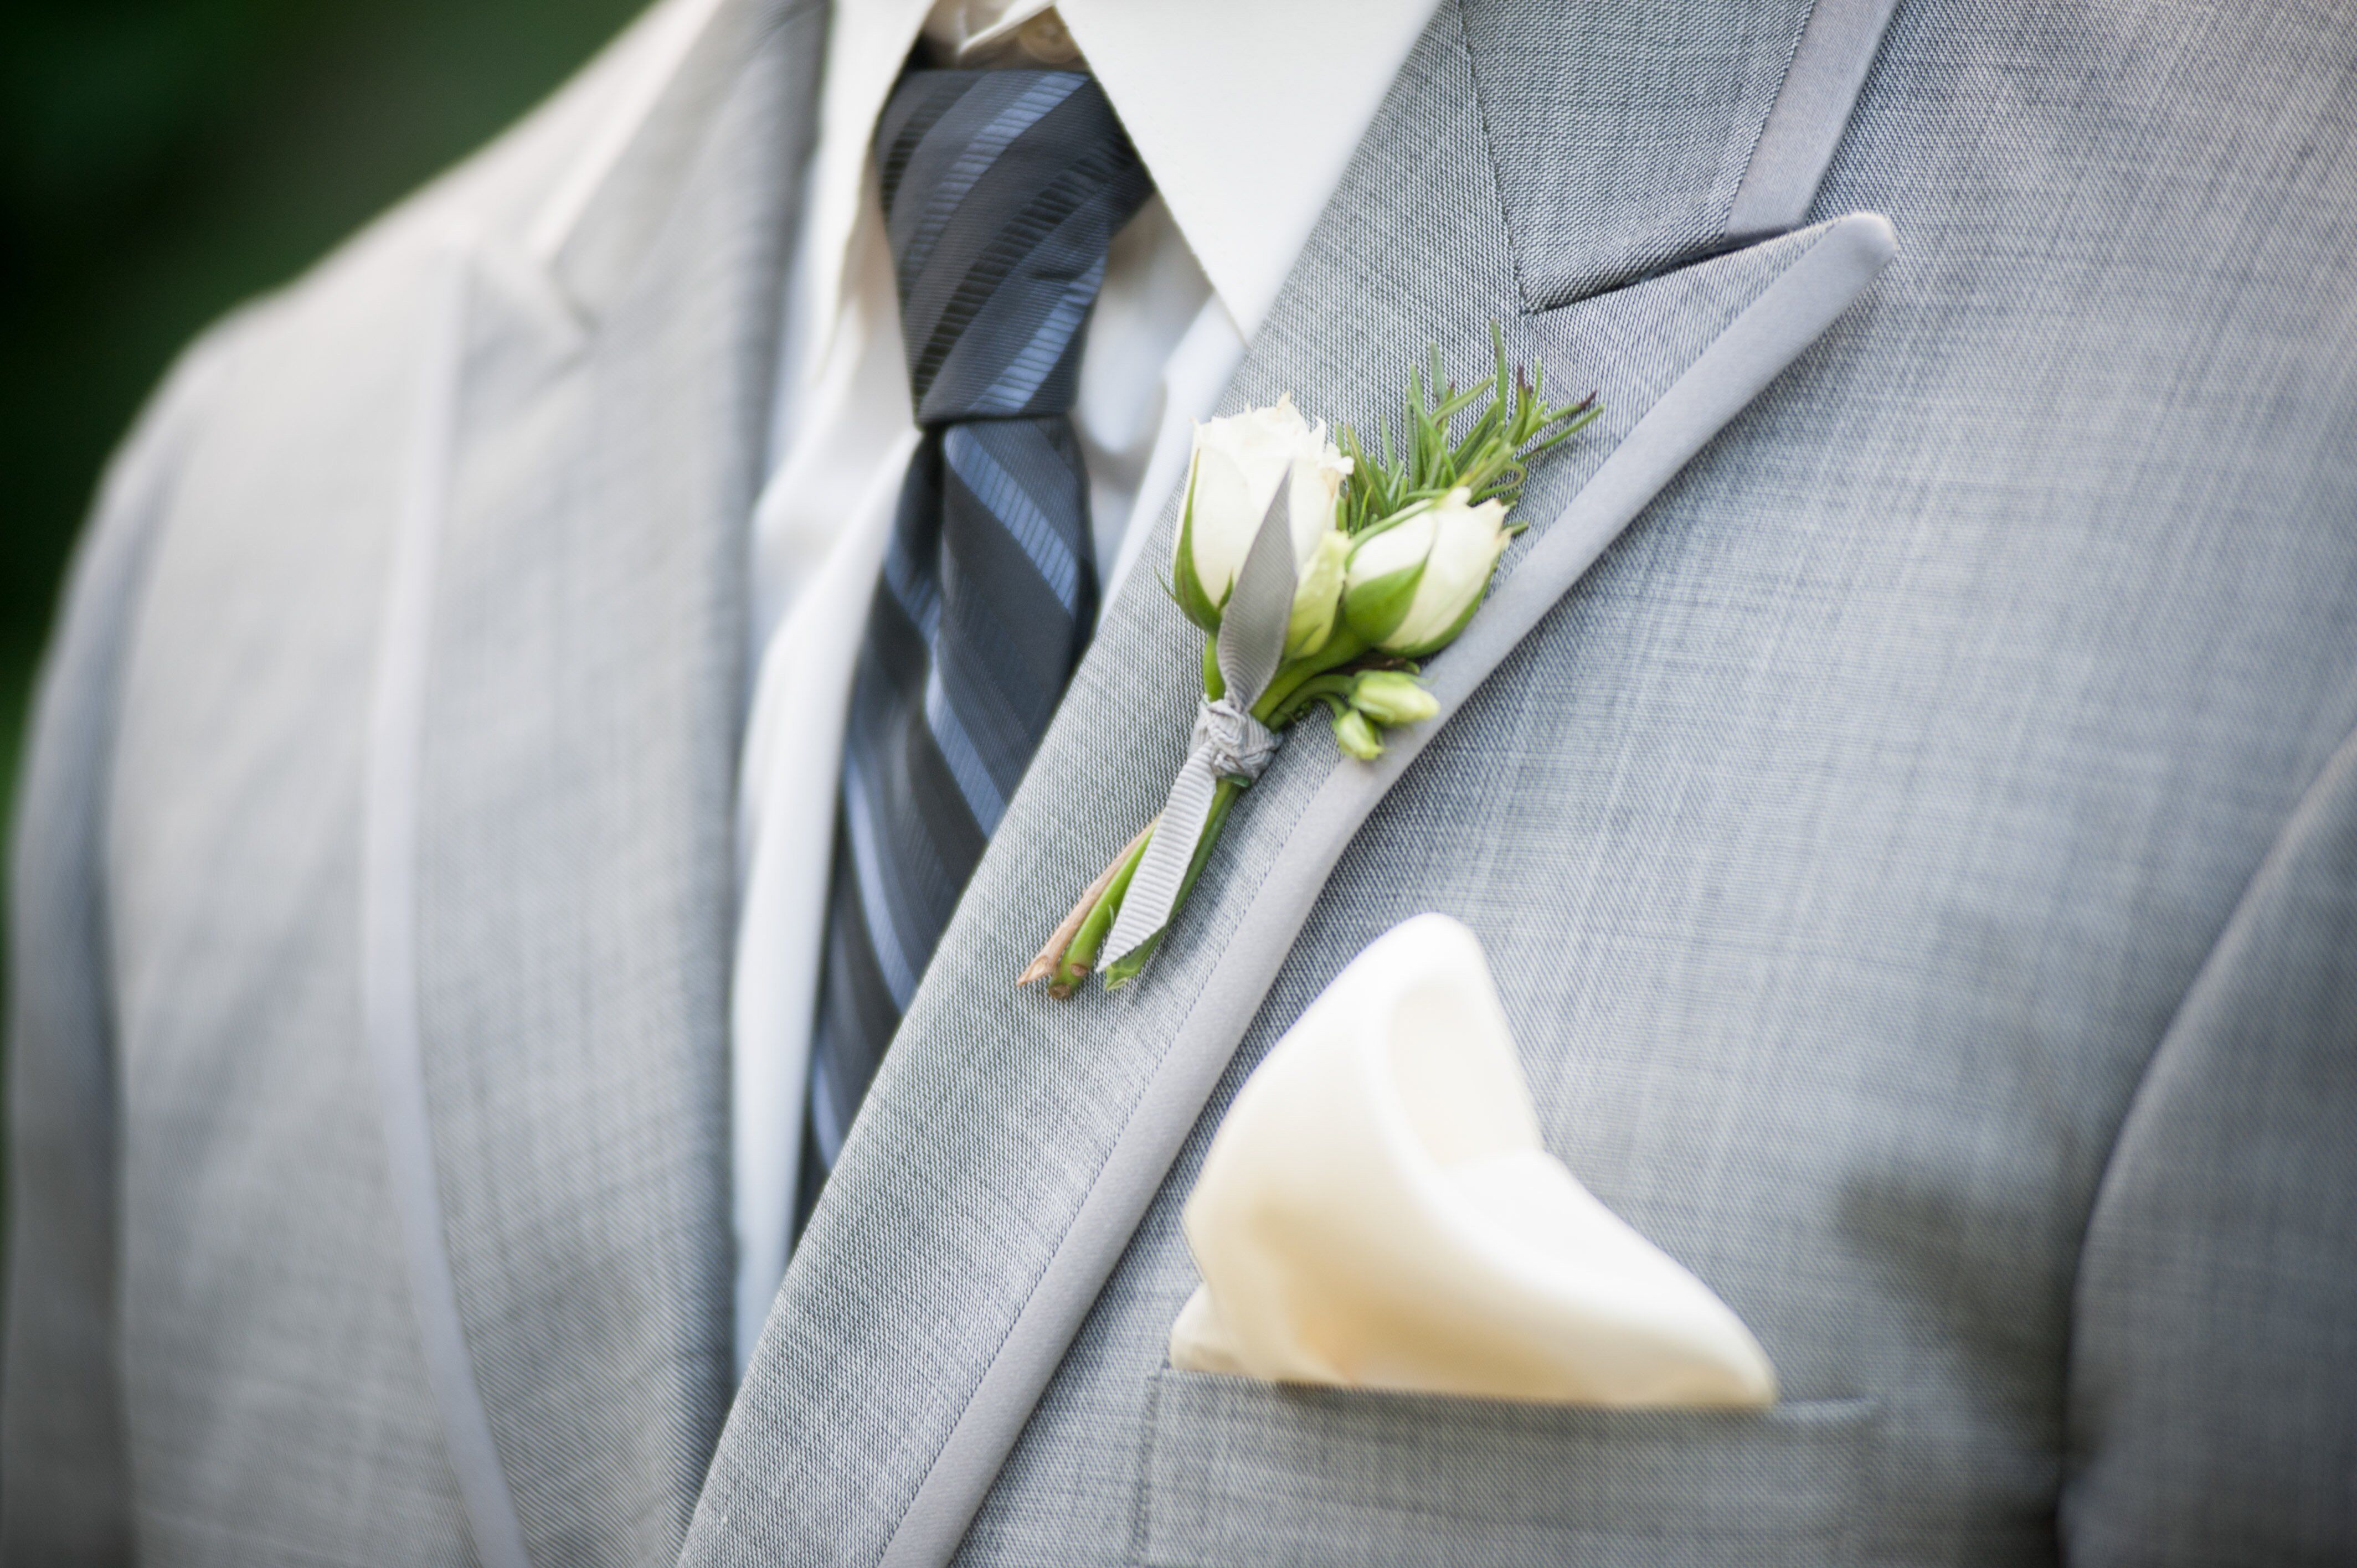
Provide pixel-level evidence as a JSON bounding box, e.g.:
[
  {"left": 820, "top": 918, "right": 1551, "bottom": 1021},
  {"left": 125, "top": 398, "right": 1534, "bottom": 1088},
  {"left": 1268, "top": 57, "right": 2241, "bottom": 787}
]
[
  {"left": 1, "top": 329, "right": 228, "bottom": 1565},
  {"left": 2062, "top": 716, "right": 2357, "bottom": 1565}
]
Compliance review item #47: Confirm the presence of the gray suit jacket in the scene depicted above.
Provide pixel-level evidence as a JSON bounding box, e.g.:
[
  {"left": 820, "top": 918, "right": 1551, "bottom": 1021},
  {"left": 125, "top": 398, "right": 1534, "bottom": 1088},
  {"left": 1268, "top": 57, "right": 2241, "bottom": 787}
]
[{"left": 8, "top": 0, "right": 2354, "bottom": 1564}]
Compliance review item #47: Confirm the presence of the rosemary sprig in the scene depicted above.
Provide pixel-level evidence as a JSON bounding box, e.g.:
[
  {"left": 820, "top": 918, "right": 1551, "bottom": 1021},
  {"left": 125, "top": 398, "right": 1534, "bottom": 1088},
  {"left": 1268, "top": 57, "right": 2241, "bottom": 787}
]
[{"left": 1336, "top": 322, "right": 1599, "bottom": 536}]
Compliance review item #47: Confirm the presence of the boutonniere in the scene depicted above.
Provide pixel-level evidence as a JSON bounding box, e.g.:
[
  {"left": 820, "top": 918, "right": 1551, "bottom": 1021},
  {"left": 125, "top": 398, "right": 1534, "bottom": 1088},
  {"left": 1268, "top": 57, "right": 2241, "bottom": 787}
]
[{"left": 1022, "top": 328, "right": 1598, "bottom": 997}]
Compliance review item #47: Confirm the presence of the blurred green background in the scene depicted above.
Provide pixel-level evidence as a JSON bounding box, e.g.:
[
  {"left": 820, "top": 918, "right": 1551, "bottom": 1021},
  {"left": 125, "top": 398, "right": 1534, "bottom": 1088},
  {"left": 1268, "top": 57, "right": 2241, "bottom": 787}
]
[{"left": 0, "top": 0, "right": 649, "bottom": 853}]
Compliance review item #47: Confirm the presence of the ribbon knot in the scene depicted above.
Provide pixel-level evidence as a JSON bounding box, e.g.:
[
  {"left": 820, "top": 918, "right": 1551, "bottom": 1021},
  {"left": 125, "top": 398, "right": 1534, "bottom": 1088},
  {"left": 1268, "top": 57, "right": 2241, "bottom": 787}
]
[
  {"left": 1099, "top": 468, "right": 1305, "bottom": 973},
  {"left": 1192, "top": 695, "right": 1279, "bottom": 783}
]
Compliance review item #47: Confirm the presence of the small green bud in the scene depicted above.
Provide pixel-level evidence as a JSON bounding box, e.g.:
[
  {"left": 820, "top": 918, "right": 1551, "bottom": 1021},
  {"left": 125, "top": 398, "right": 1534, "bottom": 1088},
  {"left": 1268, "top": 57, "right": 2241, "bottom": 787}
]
[
  {"left": 1332, "top": 707, "right": 1385, "bottom": 760},
  {"left": 1350, "top": 670, "right": 1439, "bottom": 726}
]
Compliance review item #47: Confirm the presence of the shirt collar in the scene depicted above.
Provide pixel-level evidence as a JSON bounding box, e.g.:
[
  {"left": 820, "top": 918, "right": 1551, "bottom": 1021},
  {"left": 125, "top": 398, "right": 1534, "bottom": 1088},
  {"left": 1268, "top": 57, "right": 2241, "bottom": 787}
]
[{"left": 797, "top": 0, "right": 1441, "bottom": 364}]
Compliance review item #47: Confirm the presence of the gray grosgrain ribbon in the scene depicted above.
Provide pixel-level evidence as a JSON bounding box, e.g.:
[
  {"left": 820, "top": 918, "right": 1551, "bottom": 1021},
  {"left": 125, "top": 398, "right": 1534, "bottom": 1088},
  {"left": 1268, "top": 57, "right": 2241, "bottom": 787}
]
[{"left": 1100, "top": 476, "right": 1300, "bottom": 971}]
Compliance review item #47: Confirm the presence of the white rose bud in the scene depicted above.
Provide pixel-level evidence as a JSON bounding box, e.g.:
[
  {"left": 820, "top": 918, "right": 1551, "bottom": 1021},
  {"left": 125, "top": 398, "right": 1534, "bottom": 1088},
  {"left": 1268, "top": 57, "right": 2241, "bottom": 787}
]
[
  {"left": 1171, "top": 395, "right": 1353, "bottom": 648},
  {"left": 1341, "top": 487, "right": 1512, "bottom": 657}
]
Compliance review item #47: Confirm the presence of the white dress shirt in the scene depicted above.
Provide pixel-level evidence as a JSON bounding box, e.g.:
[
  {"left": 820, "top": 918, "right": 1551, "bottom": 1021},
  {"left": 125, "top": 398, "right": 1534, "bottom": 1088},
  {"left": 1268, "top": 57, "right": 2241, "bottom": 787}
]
[{"left": 730, "top": 0, "right": 1439, "bottom": 1369}]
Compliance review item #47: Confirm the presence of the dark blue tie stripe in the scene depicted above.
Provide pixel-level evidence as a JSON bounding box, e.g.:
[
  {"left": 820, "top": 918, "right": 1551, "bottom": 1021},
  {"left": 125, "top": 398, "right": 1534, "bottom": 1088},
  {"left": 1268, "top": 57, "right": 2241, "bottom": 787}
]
[
  {"left": 940, "top": 425, "right": 1083, "bottom": 612},
  {"left": 889, "top": 74, "right": 1085, "bottom": 312},
  {"left": 940, "top": 462, "right": 1086, "bottom": 713},
  {"left": 886, "top": 79, "right": 1108, "bottom": 317},
  {"left": 900, "top": 80, "right": 1151, "bottom": 420},
  {"left": 969, "top": 254, "right": 1108, "bottom": 415},
  {"left": 905, "top": 140, "right": 1145, "bottom": 401},
  {"left": 921, "top": 666, "right": 1008, "bottom": 829},
  {"left": 874, "top": 78, "right": 966, "bottom": 216},
  {"left": 798, "top": 70, "right": 1147, "bottom": 1230},
  {"left": 933, "top": 563, "right": 1063, "bottom": 795}
]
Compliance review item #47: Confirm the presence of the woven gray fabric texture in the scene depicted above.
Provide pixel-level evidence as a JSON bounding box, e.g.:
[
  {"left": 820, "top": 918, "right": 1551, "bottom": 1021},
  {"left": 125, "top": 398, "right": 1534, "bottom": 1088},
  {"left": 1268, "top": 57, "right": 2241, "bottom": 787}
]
[
  {"left": 938, "top": 1, "right": 2357, "bottom": 1563},
  {"left": 2, "top": 329, "right": 240, "bottom": 1568},
  {"left": 706, "top": 0, "right": 2357, "bottom": 1564},
  {"left": 1138, "top": 1372, "right": 1875, "bottom": 1567},
  {"left": 690, "top": 110, "right": 1871, "bottom": 1568},
  {"left": 1461, "top": 0, "right": 1818, "bottom": 306},
  {"left": 405, "top": 12, "right": 819, "bottom": 1566},
  {"left": 2063, "top": 719, "right": 2357, "bottom": 1562},
  {"left": 8, "top": 0, "right": 2357, "bottom": 1562}
]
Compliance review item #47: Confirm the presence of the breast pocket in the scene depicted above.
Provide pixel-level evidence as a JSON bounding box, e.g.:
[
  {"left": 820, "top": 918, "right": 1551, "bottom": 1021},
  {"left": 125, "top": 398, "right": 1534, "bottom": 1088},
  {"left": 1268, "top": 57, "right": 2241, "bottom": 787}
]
[{"left": 1140, "top": 1369, "right": 1877, "bottom": 1567}]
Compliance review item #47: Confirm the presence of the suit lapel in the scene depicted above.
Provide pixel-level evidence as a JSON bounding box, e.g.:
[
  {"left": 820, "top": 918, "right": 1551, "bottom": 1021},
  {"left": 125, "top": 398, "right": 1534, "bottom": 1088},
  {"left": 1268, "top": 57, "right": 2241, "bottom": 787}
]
[
  {"left": 360, "top": 1, "right": 823, "bottom": 1564},
  {"left": 688, "top": 0, "right": 1896, "bottom": 1562}
]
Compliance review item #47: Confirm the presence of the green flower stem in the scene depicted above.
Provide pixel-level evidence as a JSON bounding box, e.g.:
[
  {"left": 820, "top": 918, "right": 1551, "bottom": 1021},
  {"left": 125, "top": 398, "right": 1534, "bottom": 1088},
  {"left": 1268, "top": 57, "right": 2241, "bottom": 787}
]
[
  {"left": 1252, "top": 628, "right": 1369, "bottom": 723},
  {"left": 1049, "top": 612, "right": 1347, "bottom": 998},
  {"left": 1052, "top": 823, "right": 1155, "bottom": 996},
  {"left": 1171, "top": 776, "right": 1242, "bottom": 919},
  {"left": 1265, "top": 673, "right": 1358, "bottom": 728},
  {"left": 1100, "top": 774, "right": 1244, "bottom": 989}
]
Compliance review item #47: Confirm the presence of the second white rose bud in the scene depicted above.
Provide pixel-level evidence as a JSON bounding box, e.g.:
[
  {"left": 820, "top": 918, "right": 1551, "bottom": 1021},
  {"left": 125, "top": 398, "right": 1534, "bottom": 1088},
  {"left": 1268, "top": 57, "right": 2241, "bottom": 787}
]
[{"left": 1341, "top": 487, "right": 1513, "bottom": 657}]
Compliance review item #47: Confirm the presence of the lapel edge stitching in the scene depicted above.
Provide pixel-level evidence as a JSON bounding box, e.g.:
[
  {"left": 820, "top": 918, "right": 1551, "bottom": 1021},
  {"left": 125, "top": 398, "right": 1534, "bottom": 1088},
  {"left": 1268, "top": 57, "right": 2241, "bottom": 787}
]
[{"left": 1725, "top": 0, "right": 1902, "bottom": 241}]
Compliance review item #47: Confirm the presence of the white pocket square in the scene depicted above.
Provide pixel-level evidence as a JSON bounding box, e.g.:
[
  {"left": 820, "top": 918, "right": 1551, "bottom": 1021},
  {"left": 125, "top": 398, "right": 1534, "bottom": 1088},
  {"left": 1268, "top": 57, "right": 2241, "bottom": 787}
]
[{"left": 1170, "top": 913, "right": 1777, "bottom": 1407}]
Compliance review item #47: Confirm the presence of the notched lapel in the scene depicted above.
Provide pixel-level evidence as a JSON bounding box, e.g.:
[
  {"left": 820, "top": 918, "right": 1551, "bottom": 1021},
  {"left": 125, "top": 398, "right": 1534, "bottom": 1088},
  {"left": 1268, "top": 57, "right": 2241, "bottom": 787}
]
[
  {"left": 1461, "top": 0, "right": 1902, "bottom": 308},
  {"left": 686, "top": 2, "right": 1895, "bottom": 1554},
  {"left": 1462, "top": 0, "right": 1819, "bottom": 306}
]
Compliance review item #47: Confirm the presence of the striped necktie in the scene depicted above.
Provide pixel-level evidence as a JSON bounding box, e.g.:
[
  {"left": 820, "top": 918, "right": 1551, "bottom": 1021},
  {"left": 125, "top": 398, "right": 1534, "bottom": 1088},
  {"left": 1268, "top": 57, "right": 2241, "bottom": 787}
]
[{"left": 799, "top": 69, "right": 1151, "bottom": 1226}]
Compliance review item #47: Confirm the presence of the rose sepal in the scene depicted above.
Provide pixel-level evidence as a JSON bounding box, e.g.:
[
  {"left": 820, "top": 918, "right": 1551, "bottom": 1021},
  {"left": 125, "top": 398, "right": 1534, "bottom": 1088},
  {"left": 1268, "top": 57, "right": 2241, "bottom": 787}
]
[{"left": 1169, "top": 453, "right": 1226, "bottom": 633}]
